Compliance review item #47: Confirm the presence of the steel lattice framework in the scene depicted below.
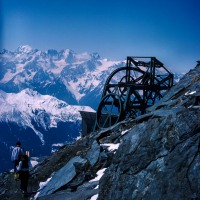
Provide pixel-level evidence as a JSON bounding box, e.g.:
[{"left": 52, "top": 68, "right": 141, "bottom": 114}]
[{"left": 94, "top": 56, "right": 174, "bottom": 130}]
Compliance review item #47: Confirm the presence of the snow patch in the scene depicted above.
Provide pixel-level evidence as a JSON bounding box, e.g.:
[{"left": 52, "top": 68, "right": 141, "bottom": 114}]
[
  {"left": 100, "top": 143, "right": 120, "bottom": 151},
  {"left": 30, "top": 160, "right": 39, "bottom": 168},
  {"left": 34, "top": 177, "right": 52, "bottom": 199},
  {"left": 90, "top": 194, "right": 98, "bottom": 200},
  {"left": 185, "top": 91, "right": 196, "bottom": 95},
  {"left": 76, "top": 136, "right": 81, "bottom": 141},
  {"left": 17, "top": 45, "right": 33, "bottom": 53},
  {"left": 89, "top": 168, "right": 107, "bottom": 182},
  {"left": 121, "top": 128, "right": 131, "bottom": 135},
  {"left": 89, "top": 168, "right": 107, "bottom": 200}
]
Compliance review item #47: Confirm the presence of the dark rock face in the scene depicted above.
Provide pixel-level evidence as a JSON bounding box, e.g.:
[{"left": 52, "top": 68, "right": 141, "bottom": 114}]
[
  {"left": 98, "top": 64, "right": 200, "bottom": 200},
  {"left": 86, "top": 140, "right": 100, "bottom": 166},
  {"left": 39, "top": 181, "right": 98, "bottom": 200},
  {"left": 0, "top": 63, "right": 199, "bottom": 200},
  {"left": 98, "top": 111, "right": 200, "bottom": 199}
]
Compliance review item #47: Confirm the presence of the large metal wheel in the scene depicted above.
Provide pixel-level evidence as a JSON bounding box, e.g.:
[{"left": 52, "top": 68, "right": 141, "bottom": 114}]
[
  {"left": 96, "top": 94, "right": 122, "bottom": 129},
  {"left": 94, "top": 56, "right": 174, "bottom": 131},
  {"left": 118, "top": 75, "right": 135, "bottom": 99},
  {"left": 142, "top": 76, "right": 163, "bottom": 106},
  {"left": 102, "top": 67, "right": 145, "bottom": 97},
  {"left": 99, "top": 67, "right": 147, "bottom": 124},
  {"left": 124, "top": 89, "right": 145, "bottom": 119}
]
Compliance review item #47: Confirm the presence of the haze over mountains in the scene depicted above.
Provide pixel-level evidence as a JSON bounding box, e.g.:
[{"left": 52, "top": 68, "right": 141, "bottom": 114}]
[
  {"left": 0, "top": 45, "right": 184, "bottom": 173},
  {"left": 0, "top": 45, "right": 125, "bottom": 109}
]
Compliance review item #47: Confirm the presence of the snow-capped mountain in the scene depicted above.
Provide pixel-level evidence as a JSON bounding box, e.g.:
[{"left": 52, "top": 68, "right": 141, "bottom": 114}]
[
  {"left": 0, "top": 45, "right": 125, "bottom": 109},
  {"left": 0, "top": 88, "right": 94, "bottom": 173},
  {"left": 0, "top": 88, "right": 94, "bottom": 142},
  {"left": 0, "top": 45, "right": 184, "bottom": 173},
  {"left": 0, "top": 45, "right": 184, "bottom": 109}
]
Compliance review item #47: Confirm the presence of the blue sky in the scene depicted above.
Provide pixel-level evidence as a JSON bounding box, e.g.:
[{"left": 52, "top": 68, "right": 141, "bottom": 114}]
[{"left": 0, "top": 0, "right": 200, "bottom": 73}]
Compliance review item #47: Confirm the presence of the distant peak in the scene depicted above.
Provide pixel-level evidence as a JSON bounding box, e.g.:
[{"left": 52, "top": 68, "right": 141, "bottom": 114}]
[
  {"left": 63, "top": 49, "right": 74, "bottom": 56},
  {"left": 20, "top": 88, "right": 38, "bottom": 96},
  {"left": 64, "top": 48, "right": 73, "bottom": 53},
  {"left": 47, "top": 49, "right": 58, "bottom": 55},
  {"left": 91, "top": 52, "right": 101, "bottom": 60},
  {"left": 0, "top": 49, "right": 8, "bottom": 54},
  {"left": 17, "top": 45, "right": 33, "bottom": 53}
]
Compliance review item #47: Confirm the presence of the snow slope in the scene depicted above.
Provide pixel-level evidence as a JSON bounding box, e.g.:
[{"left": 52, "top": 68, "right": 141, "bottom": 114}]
[{"left": 0, "top": 88, "right": 94, "bottom": 143}]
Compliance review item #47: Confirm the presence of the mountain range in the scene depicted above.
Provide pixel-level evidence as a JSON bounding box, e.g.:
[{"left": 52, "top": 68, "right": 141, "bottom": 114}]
[
  {"left": 0, "top": 45, "right": 126, "bottom": 109},
  {"left": 0, "top": 45, "right": 183, "bottom": 108},
  {"left": 0, "top": 45, "right": 184, "bottom": 173}
]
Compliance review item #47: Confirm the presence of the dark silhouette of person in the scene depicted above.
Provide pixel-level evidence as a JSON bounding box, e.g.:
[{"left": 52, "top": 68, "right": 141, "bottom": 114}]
[
  {"left": 17, "top": 154, "right": 31, "bottom": 194},
  {"left": 11, "top": 141, "right": 24, "bottom": 172}
]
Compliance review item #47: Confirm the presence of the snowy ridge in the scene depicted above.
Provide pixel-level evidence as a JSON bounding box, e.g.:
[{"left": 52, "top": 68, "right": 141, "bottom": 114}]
[
  {"left": 0, "top": 88, "right": 95, "bottom": 143},
  {"left": 0, "top": 45, "right": 124, "bottom": 104},
  {"left": 17, "top": 45, "right": 33, "bottom": 54}
]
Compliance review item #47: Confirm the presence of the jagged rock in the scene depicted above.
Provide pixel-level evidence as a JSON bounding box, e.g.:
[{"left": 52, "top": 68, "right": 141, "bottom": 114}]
[
  {"left": 99, "top": 152, "right": 108, "bottom": 162},
  {"left": 98, "top": 110, "right": 200, "bottom": 199},
  {"left": 39, "top": 181, "right": 98, "bottom": 200},
  {"left": 37, "top": 156, "right": 87, "bottom": 198},
  {"left": 86, "top": 140, "right": 100, "bottom": 166},
  {"left": 98, "top": 64, "right": 200, "bottom": 200}
]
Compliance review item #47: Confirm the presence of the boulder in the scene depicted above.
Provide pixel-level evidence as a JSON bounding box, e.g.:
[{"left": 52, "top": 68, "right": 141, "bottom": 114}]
[
  {"left": 37, "top": 156, "right": 87, "bottom": 198},
  {"left": 86, "top": 140, "right": 100, "bottom": 166}
]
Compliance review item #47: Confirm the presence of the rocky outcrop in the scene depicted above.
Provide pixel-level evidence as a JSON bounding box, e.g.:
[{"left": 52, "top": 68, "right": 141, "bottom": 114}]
[
  {"left": 98, "top": 63, "right": 200, "bottom": 200},
  {"left": 0, "top": 63, "right": 199, "bottom": 200},
  {"left": 37, "top": 156, "right": 88, "bottom": 198}
]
